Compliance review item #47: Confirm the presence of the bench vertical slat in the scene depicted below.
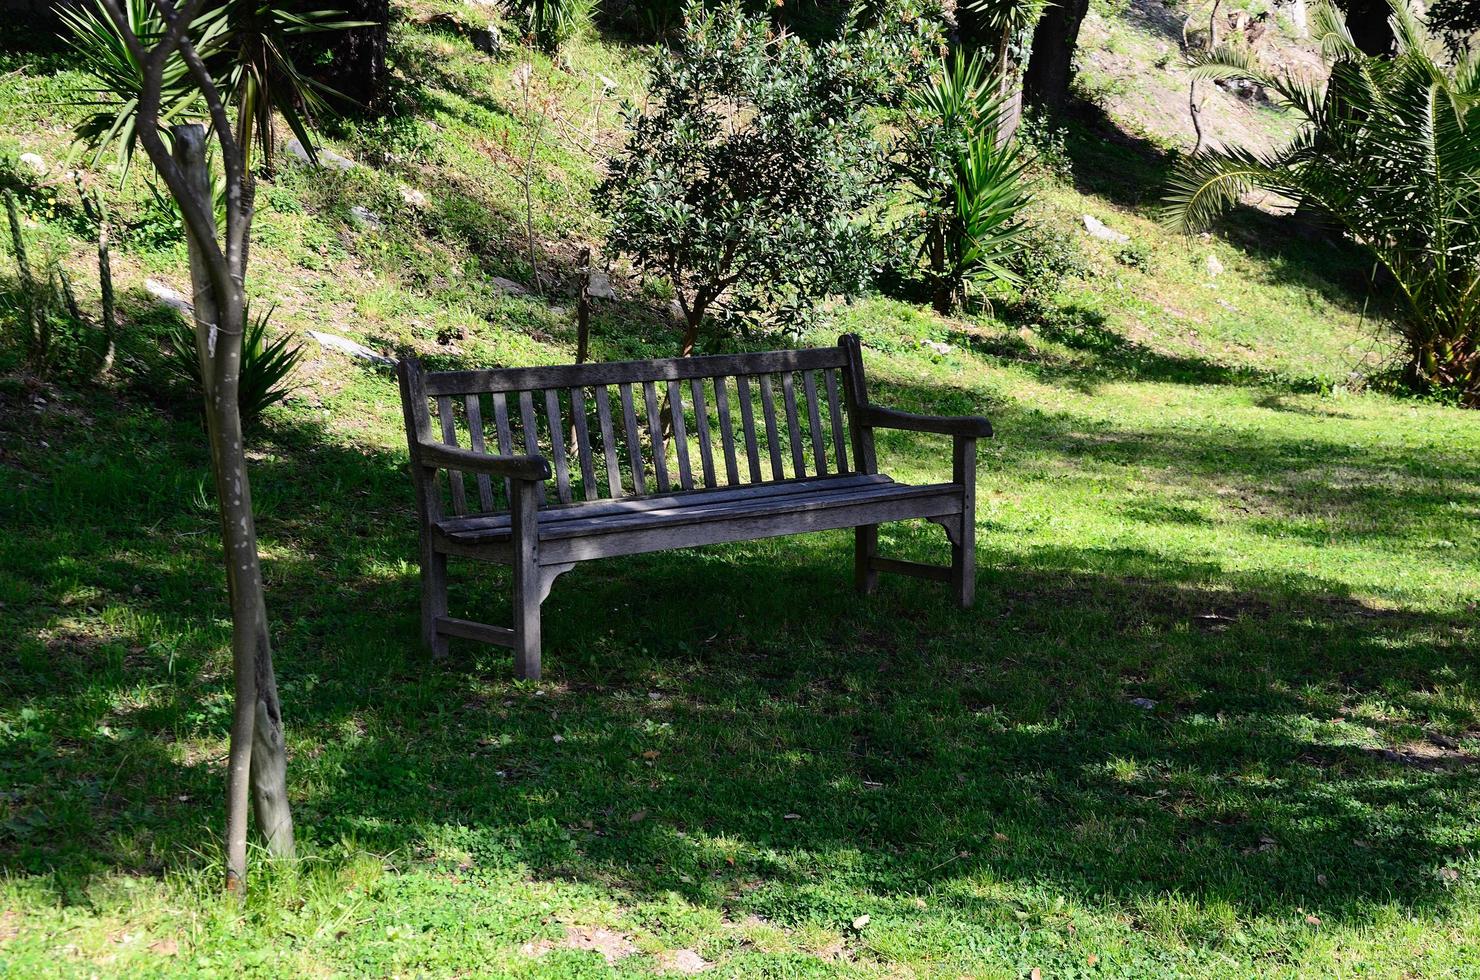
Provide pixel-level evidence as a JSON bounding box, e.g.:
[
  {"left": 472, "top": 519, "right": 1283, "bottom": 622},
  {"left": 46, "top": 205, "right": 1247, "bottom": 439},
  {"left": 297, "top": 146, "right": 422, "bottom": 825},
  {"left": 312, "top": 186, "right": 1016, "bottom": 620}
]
[
  {"left": 713, "top": 377, "right": 739, "bottom": 485},
  {"left": 758, "top": 374, "right": 785, "bottom": 480},
  {"left": 781, "top": 371, "right": 806, "bottom": 478},
  {"left": 802, "top": 370, "right": 828, "bottom": 477},
  {"left": 435, "top": 396, "right": 469, "bottom": 516},
  {"left": 690, "top": 377, "right": 716, "bottom": 488},
  {"left": 545, "top": 388, "right": 573, "bottom": 505},
  {"left": 736, "top": 375, "right": 762, "bottom": 482},
  {"left": 517, "top": 390, "right": 547, "bottom": 505},
  {"left": 464, "top": 394, "right": 496, "bottom": 511},
  {"left": 825, "top": 368, "right": 849, "bottom": 474},
  {"left": 666, "top": 380, "right": 693, "bottom": 490},
  {"left": 596, "top": 385, "right": 624, "bottom": 497},
  {"left": 644, "top": 380, "right": 671, "bottom": 493},
  {"left": 492, "top": 391, "right": 514, "bottom": 506},
  {"left": 840, "top": 335, "right": 877, "bottom": 474},
  {"left": 619, "top": 382, "right": 646, "bottom": 494},
  {"left": 570, "top": 387, "right": 598, "bottom": 501}
]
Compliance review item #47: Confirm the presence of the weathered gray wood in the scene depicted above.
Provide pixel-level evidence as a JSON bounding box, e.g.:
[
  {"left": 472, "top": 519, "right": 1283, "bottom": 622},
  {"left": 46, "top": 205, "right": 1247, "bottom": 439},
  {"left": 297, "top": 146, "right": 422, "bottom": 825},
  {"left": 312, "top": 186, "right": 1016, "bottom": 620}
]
[
  {"left": 802, "top": 370, "right": 827, "bottom": 477},
  {"left": 492, "top": 391, "right": 515, "bottom": 505},
  {"left": 862, "top": 405, "right": 994, "bottom": 438},
  {"left": 758, "top": 374, "right": 784, "bottom": 479},
  {"left": 736, "top": 375, "right": 762, "bottom": 482},
  {"left": 436, "top": 396, "right": 468, "bottom": 516},
  {"left": 840, "top": 334, "right": 877, "bottom": 475},
  {"left": 713, "top": 377, "right": 739, "bottom": 485},
  {"left": 424, "top": 345, "right": 849, "bottom": 396},
  {"left": 545, "top": 389, "right": 573, "bottom": 505},
  {"left": 644, "top": 380, "right": 670, "bottom": 493},
  {"left": 781, "top": 371, "right": 807, "bottom": 478},
  {"left": 435, "top": 615, "right": 515, "bottom": 647},
  {"left": 596, "top": 385, "right": 623, "bottom": 497},
  {"left": 824, "top": 369, "right": 849, "bottom": 474},
  {"left": 464, "top": 394, "right": 496, "bottom": 512},
  {"left": 511, "top": 479, "right": 542, "bottom": 679},
  {"left": 667, "top": 380, "right": 693, "bottom": 491},
  {"left": 539, "top": 491, "right": 962, "bottom": 565},
  {"left": 398, "top": 336, "right": 989, "bottom": 679},
  {"left": 570, "top": 387, "right": 598, "bottom": 501},
  {"left": 868, "top": 557, "right": 952, "bottom": 582},
  {"left": 437, "top": 474, "right": 895, "bottom": 538},
  {"left": 619, "top": 383, "right": 645, "bottom": 494},
  {"left": 518, "top": 389, "right": 548, "bottom": 506},
  {"left": 398, "top": 359, "right": 449, "bottom": 658},
  {"left": 952, "top": 437, "right": 977, "bottom": 608}
]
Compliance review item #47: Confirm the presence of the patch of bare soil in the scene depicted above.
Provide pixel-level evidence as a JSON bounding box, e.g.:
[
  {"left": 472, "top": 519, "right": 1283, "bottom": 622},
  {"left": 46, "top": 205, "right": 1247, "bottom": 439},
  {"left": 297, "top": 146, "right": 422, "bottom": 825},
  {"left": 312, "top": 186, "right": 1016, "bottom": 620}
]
[{"left": 520, "top": 925, "right": 638, "bottom": 964}]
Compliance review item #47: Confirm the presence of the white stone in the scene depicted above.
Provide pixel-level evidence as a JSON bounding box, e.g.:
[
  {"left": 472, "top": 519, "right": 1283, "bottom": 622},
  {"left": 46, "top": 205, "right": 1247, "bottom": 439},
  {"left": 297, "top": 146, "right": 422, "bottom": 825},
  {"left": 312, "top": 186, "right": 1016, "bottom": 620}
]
[
  {"left": 1205, "top": 254, "right": 1225, "bottom": 278},
  {"left": 1082, "top": 214, "right": 1130, "bottom": 244},
  {"left": 286, "top": 138, "right": 357, "bottom": 171},
  {"left": 922, "top": 339, "right": 952, "bottom": 355},
  {"left": 398, "top": 184, "right": 428, "bottom": 207},
  {"left": 145, "top": 278, "right": 192, "bottom": 314},
  {"left": 307, "top": 329, "right": 395, "bottom": 366},
  {"left": 18, "top": 153, "right": 46, "bottom": 176}
]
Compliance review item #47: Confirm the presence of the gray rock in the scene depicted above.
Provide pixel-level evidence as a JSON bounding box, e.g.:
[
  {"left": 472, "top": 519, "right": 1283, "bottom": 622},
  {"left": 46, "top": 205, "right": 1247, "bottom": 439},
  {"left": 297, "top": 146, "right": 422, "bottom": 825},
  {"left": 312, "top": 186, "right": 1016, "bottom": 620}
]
[
  {"left": 145, "top": 278, "right": 192, "bottom": 314},
  {"left": 490, "top": 276, "right": 531, "bottom": 296},
  {"left": 1083, "top": 214, "right": 1130, "bottom": 244},
  {"left": 349, "top": 206, "right": 382, "bottom": 231},
  {"left": 1206, "top": 254, "right": 1225, "bottom": 278},
  {"left": 586, "top": 270, "right": 616, "bottom": 301},
  {"left": 307, "top": 329, "right": 395, "bottom": 366},
  {"left": 18, "top": 152, "right": 46, "bottom": 176},
  {"left": 398, "top": 184, "right": 428, "bottom": 208},
  {"left": 286, "top": 138, "right": 357, "bottom": 172}
]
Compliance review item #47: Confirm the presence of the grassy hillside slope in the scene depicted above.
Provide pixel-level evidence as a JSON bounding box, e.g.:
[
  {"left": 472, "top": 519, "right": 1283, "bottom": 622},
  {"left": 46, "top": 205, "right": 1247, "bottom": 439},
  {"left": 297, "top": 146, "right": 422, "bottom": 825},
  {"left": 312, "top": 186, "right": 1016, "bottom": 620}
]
[{"left": 2, "top": 6, "right": 1479, "bottom": 978}]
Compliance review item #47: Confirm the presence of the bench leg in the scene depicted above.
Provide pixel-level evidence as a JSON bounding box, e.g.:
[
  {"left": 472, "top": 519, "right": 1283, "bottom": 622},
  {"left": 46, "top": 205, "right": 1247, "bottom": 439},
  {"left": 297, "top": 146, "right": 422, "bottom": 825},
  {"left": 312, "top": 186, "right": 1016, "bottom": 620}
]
[
  {"left": 422, "top": 546, "right": 450, "bottom": 658},
  {"left": 511, "top": 482, "right": 542, "bottom": 680},
  {"left": 952, "top": 437, "right": 977, "bottom": 609},
  {"left": 855, "top": 524, "right": 879, "bottom": 595}
]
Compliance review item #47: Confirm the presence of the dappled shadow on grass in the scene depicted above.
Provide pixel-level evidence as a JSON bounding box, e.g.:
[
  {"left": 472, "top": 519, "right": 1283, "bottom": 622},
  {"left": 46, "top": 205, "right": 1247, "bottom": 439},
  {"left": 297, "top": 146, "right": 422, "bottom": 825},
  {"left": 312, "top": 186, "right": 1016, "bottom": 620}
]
[{"left": 2, "top": 368, "right": 1477, "bottom": 934}]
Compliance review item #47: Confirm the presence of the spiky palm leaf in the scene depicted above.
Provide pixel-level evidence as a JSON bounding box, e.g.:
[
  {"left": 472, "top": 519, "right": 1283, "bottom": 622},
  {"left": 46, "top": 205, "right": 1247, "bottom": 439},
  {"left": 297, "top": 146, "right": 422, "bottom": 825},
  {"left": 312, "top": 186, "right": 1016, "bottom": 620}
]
[{"left": 1164, "top": 0, "right": 1480, "bottom": 402}]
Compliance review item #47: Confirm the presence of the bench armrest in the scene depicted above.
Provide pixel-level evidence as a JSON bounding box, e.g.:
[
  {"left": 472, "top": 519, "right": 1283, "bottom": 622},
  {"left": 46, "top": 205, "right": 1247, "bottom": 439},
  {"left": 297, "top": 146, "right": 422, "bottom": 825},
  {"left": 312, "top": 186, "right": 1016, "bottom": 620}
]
[
  {"left": 859, "top": 405, "right": 993, "bottom": 439},
  {"left": 416, "top": 441, "right": 552, "bottom": 482}
]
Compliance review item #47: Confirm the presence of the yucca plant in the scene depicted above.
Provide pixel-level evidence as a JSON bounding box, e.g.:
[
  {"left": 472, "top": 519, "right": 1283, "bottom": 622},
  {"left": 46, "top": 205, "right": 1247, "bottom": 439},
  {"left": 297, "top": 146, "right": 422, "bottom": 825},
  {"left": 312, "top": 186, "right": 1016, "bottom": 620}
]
[
  {"left": 519, "top": 0, "right": 596, "bottom": 52},
  {"left": 1163, "top": 0, "right": 1480, "bottom": 404},
  {"left": 896, "top": 50, "right": 1032, "bottom": 313},
  {"left": 155, "top": 303, "right": 303, "bottom": 427}
]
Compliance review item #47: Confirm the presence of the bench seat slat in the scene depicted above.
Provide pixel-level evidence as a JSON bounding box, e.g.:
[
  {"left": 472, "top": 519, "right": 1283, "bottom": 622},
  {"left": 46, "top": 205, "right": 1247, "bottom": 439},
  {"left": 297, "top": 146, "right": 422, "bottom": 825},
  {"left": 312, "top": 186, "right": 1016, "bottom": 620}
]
[{"left": 437, "top": 475, "right": 958, "bottom": 543}]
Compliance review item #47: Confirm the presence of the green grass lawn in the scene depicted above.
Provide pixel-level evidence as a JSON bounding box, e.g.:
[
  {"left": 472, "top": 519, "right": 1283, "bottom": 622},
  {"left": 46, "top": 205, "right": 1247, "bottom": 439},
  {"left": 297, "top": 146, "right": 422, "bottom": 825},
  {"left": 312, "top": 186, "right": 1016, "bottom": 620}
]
[{"left": 5, "top": 9, "right": 1480, "bottom": 979}]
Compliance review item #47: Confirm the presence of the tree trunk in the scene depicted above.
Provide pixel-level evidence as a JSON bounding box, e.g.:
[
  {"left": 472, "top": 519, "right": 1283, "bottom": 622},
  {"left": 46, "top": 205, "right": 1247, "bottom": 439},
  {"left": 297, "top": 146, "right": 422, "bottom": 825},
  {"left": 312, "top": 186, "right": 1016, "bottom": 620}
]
[
  {"left": 1340, "top": 0, "right": 1394, "bottom": 54},
  {"left": 1024, "top": 0, "right": 1091, "bottom": 112},
  {"left": 173, "top": 126, "right": 294, "bottom": 892},
  {"left": 327, "top": 0, "right": 390, "bottom": 112}
]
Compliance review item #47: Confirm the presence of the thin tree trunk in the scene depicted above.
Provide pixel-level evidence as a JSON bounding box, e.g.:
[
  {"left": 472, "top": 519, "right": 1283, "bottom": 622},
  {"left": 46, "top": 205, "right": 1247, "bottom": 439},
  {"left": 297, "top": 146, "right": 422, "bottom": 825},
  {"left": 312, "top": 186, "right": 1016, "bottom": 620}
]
[
  {"left": 174, "top": 126, "right": 293, "bottom": 892},
  {"left": 4, "top": 190, "right": 45, "bottom": 368},
  {"left": 1024, "top": 0, "right": 1090, "bottom": 111}
]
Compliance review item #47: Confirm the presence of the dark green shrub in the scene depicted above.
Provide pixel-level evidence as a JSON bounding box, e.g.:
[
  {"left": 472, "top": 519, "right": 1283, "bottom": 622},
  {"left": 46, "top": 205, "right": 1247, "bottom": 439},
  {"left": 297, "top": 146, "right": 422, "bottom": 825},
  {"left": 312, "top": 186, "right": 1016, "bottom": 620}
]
[{"left": 146, "top": 304, "right": 304, "bottom": 427}]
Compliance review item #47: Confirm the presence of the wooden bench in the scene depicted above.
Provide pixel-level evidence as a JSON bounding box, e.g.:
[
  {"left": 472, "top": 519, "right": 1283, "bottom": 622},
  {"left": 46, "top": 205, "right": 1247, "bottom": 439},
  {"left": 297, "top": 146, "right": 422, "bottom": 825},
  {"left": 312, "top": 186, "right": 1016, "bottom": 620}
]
[{"left": 396, "top": 334, "right": 992, "bottom": 679}]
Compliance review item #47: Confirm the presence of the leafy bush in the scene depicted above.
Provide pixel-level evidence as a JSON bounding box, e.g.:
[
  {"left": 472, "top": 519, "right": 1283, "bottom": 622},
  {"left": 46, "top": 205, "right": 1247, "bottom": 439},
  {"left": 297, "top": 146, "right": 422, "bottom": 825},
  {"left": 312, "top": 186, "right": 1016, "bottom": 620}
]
[
  {"left": 1164, "top": 0, "right": 1480, "bottom": 405},
  {"left": 1004, "top": 217, "right": 1090, "bottom": 298},
  {"left": 893, "top": 49, "right": 1033, "bottom": 313},
  {"left": 596, "top": 1, "right": 886, "bottom": 353},
  {"left": 145, "top": 304, "right": 304, "bottom": 427}
]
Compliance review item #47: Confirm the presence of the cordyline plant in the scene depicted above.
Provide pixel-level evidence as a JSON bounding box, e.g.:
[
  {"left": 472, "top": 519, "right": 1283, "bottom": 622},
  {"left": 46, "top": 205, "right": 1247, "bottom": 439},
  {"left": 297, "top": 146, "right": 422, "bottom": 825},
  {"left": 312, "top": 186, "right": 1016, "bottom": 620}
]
[
  {"left": 76, "top": 0, "right": 299, "bottom": 892},
  {"left": 595, "top": 0, "right": 887, "bottom": 354},
  {"left": 1163, "top": 0, "right": 1480, "bottom": 405}
]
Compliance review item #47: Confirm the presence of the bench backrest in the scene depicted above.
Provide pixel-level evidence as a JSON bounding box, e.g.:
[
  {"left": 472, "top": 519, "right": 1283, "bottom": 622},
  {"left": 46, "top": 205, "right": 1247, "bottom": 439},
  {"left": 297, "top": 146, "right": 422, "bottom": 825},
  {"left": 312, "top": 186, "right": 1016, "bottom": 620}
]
[{"left": 398, "top": 336, "right": 877, "bottom": 518}]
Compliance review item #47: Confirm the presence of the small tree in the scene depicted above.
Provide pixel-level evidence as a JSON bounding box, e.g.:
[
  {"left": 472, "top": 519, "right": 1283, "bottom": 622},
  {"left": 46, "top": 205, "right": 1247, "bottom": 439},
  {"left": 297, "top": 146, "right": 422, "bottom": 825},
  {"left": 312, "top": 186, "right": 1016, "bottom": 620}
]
[
  {"left": 595, "top": 1, "right": 884, "bottom": 354},
  {"left": 1163, "top": 0, "right": 1480, "bottom": 405},
  {"left": 76, "top": 0, "right": 310, "bottom": 892}
]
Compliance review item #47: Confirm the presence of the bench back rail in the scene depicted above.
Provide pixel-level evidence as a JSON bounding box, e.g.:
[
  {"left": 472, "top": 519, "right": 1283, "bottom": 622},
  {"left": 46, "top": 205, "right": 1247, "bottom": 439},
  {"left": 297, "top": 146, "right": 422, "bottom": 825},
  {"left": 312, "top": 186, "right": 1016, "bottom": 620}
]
[{"left": 402, "top": 342, "right": 873, "bottom": 518}]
